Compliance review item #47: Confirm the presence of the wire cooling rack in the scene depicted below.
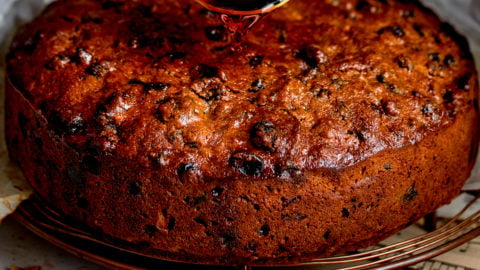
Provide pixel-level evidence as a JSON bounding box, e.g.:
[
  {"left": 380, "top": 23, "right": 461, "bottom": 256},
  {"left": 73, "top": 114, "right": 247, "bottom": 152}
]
[{"left": 12, "top": 191, "right": 480, "bottom": 270}]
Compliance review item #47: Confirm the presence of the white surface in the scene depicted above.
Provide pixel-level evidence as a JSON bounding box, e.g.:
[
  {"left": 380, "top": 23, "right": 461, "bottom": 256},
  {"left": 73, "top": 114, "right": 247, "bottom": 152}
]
[
  {"left": 0, "top": 216, "right": 103, "bottom": 270},
  {"left": 0, "top": 0, "right": 479, "bottom": 269}
]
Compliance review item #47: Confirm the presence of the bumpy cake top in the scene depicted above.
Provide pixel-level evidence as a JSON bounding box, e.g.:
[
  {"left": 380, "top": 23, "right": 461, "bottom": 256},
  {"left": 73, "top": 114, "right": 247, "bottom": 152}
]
[{"left": 7, "top": 0, "right": 478, "bottom": 180}]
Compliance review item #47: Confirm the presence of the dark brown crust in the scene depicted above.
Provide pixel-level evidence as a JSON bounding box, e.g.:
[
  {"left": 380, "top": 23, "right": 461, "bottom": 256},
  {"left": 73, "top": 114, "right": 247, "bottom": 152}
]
[{"left": 5, "top": 0, "right": 479, "bottom": 265}]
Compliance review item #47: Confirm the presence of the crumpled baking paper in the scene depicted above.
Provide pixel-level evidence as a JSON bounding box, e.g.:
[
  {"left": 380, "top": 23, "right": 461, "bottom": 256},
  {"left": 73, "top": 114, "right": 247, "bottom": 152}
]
[
  {"left": 0, "top": 0, "right": 479, "bottom": 222},
  {"left": 0, "top": 0, "right": 53, "bottom": 222}
]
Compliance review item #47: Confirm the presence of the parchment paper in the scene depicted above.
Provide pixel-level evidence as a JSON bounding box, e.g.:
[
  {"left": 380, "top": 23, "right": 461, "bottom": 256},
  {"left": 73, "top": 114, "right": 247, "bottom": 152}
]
[
  {"left": 0, "top": 0, "right": 53, "bottom": 222},
  {"left": 0, "top": 0, "right": 479, "bottom": 222}
]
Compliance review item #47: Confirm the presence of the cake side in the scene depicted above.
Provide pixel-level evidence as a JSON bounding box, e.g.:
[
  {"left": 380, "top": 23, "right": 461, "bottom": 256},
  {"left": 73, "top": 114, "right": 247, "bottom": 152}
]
[{"left": 5, "top": 0, "right": 480, "bottom": 265}]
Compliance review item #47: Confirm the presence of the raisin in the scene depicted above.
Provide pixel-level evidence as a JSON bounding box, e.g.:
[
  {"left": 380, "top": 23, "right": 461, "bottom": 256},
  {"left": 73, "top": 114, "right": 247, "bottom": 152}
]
[
  {"left": 191, "top": 77, "right": 226, "bottom": 101},
  {"left": 81, "top": 16, "right": 103, "bottom": 24},
  {"left": 352, "top": 130, "right": 366, "bottom": 142},
  {"left": 342, "top": 208, "right": 350, "bottom": 218},
  {"left": 413, "top": 24, "right": 424, "bottom": 37},
  {"left": 21, "top": 31, "right": 44, "bottom": 54},
  {"left": 146, "top": 82, "right": 169, "bottom": 92},
  {"left": 178, "top": 163, "right": 196, "bottom": 174},
  {"left": 247, "top": 242, "right": 258, "bottom": 252},
  {"left": 378, "top": 26, "right": 405, "bottom": 36},
  {"left": 249, "top": 56, "right": 264, "bottom": 68},
  {"left": 194, "top": 217, "right": 208, "bottom": 227},
  {"left": 45, "top": 55, "right": 70, "bottom": 70},
  {"left": 61, "top": 16, "right": 74, "bottom": 22},
  {"left": 426, "top": 62, "right": 444, "bottom": 77},
  {"left": 196, "top": 86, "right": 224, "bottom": 101},
  {"left": 85, "top": 63, "right": 107, "bottom": 77},
  {"left": 163, "top": 51, "right": 187, "bottom": 61},
  {"left": 212, "top": 186, "right": 224, "bottom": 197},
  {"left": 443, "top": 91, "right": 454, "bottom": 103},
  {"left": 421, "top": 104, "right": 434, "bottom": 116},
  {"left": 258, "top": 224, "right": 270, "bottom": 236},
  {"left": 177, "top": 163, "right": 200, "bottom": 182},
  {"left": 190, "top": 64, "right": 219, "bottom": 80},
  {"left": 403, "top": 185, "right": 418, "bottom": 202},
  {"left": 376, "top": 74, "right": 386, "bottom": 83},
  {"left": 129, "top": 79, "right": 170, "bottom": 92},
  {"left": 356, "top": 1, "right": 372, "bottom": 12},
  {"left": 428, "top": 52, "right": 440, "bottom": 62},
  {"left": 219, "top": 232, "right": 236, "bottom": 245},
  {"left": 248, "top": 79, "right": 265, "bottom": 93},
  {"left": 315, "top": 88, "right": 331, "bottom": 99},
  {"left": 457, "top": 74, "right": 471, "bottom": 91},
  {"left": 67, "top": 115, "right": 86, "bottom": 135},
  {"left": 185, "top": 142, "right": 199, "bottom": 149},
  {"left": 83, "top": 155, "right": 100, "bottom": 175},
  {"left": 193, "top": 83, "right": 225, "bottom": 101},
  {"left": 48, "top": 111, "right": 85, "bottom": 136},
  {"left": 229, "top": 152, "right": 264, "bottom": 176},
  {"left": 167, "top": 217, "right": 176, "bottom": 231},
  {"left": 395, "top": 55, "right": 413, "bottom": 71},
  {"left": 128, "top": 181, "right": 142, "bottom": 195},
  {"left": 144, "top": 225, "right": 158, "bottom": 237},
  {"left": 250, "top": 121, "right": 277, "bottom": 153},
  {"left": 297, "top": 45, "right": 327, "bottom": 68},
  {"left": 204, "top": 26, "right": 227, "bottom": 41},
  {"left": 388, "top": 84, "right": 398, "bottom": 92},
  {"left": 323, "top": 231, "right": 331, "bottom": 240},
  {"left": 155, "top": 98, "right": 177, "bottom": 123},
  {"left": 411, "top": 91, "right": 422, "bottom": 98},
  {"left": 128, "top": 79, "right": 145, "bottom": 86},
  {"left": 443, "top": 55, "right": 456, "bottom": 67},
  {"left": 392, "top": 26, "right": 405, "bottom": 36},
  {"left": 281, "top": 196, "right": 301, "bottom": 208},
  {"left": 72, "top": 48, "right": 93, "bottom": 65}
]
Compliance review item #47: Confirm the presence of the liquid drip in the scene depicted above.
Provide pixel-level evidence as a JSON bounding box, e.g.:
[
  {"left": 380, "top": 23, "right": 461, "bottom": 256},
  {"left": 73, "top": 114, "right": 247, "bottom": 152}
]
[
  {"left": 220, "top": 14, "right": 263, "bottom": 51},
  {"left": 196, "top": 0, "right": 289, "bottom": 51}
]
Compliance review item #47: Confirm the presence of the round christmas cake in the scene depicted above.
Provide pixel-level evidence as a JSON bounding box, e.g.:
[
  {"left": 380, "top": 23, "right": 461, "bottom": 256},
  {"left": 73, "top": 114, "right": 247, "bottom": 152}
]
[{"left": 5, "top": 0, "right": 479, "bottom": 265}]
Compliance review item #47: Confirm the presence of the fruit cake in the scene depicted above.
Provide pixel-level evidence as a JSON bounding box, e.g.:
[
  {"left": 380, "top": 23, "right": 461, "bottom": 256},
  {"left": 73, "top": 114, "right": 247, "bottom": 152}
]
[{"left": 5, "top": 0, "right": 479, "bottom": 265}]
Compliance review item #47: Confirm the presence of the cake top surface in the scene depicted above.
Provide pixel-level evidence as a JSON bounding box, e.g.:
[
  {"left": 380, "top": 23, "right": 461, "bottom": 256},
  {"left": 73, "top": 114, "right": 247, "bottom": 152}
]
[{"left": 7, "top": 0, "right": 478, "bottom": 179}]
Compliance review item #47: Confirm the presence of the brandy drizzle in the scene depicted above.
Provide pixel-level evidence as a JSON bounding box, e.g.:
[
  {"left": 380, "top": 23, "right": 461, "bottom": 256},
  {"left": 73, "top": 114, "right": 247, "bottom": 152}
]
[
  {"left": 219, "top": 14, "right": 263, "bottom": 50},
  {"left": 195, "top": 0, "right": 290, "bottom": 50}
]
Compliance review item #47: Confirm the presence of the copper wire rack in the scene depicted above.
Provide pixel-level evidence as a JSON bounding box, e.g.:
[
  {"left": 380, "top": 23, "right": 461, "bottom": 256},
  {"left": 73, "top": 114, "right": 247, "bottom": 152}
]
[{"left": 12, "top": 191, "right": 480, "bottom": 270}]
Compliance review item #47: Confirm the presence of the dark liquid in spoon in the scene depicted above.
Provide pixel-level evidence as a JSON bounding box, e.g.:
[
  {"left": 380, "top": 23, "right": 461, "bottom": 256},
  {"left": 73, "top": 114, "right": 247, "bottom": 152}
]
[
  {"left": 198, "top": 0, "right": 289, "bottom": 13},
  {"left": 196, "top": 0, "right": 289, "bottom": 50}
]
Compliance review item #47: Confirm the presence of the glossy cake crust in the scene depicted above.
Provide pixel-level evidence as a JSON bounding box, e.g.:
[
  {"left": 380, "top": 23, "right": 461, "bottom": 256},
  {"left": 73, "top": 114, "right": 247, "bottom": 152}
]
[{"left": 5, "top": 0, "right": 480, "bottom": 264}]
